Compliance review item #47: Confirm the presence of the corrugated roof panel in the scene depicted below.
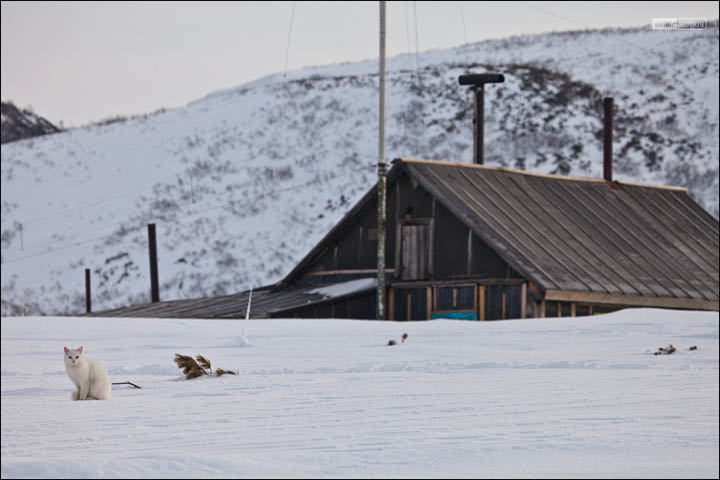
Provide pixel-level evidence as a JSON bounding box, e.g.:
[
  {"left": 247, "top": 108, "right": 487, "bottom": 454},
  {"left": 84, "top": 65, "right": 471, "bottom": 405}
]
[
  {"left": 87, "top": 280, "right": 378, "bottom": 319},
  {"left": 403, "top": 159, "right": 718, "bottom": 302}
]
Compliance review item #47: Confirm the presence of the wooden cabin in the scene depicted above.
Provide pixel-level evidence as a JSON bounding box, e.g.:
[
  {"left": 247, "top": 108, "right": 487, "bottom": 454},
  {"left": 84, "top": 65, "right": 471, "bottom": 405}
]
[
  {"left": 92, "top": 157, "right": 719, "bottom": 320},
  {"left": 274, "top": 157, "right": 719, "bottom": 320}
]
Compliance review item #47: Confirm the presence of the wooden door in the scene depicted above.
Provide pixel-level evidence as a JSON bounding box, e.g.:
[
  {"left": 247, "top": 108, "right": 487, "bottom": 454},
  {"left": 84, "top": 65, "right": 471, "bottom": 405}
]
[{"left": 400, "top": 223, "right": 430, "bottom": 281}]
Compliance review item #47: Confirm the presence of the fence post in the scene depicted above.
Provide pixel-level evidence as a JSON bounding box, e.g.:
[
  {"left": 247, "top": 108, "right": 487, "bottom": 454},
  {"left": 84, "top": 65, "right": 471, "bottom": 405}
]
[
  {"left": 85, "top": 268, "right": 91, "bottom": 313},
  {"left": 148, "top": 224, "right": 160, "bottom": 303}
]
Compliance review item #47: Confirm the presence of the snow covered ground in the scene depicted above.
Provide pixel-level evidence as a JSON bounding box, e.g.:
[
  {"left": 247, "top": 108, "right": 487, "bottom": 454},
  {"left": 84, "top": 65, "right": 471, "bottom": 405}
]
[{"left": 1, "top": 308, "right": 718, "bottom": 478}]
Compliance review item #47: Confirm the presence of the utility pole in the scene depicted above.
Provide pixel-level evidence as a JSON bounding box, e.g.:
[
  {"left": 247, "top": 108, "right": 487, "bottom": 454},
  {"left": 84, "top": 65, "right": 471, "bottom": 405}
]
[{"left": 376, "top": 0, "right": 387, "bottom": 320}]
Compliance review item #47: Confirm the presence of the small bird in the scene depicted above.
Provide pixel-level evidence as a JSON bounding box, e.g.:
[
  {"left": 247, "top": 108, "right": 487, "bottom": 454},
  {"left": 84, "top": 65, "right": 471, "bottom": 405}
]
[{"left": 401, "top": 333, "right": 409, "bottom": 343}]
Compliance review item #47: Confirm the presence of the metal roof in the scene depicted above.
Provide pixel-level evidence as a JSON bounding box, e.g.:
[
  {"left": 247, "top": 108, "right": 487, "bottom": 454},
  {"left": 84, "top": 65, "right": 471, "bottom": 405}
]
[
  {"left": 88, "top": 281, "right": 376, "bottom": 319},
  {"left": 401, "top": 158, "right": 718, "bottom": 306}
]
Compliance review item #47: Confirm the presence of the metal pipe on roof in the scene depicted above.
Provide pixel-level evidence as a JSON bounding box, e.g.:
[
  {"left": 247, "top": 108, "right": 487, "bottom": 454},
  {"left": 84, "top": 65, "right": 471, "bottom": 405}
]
[
  {"left": 458, "top": 74, "right": 505, "bottom": 165},
  {"left": 604, "top": 97, "right": 613, "bottom": 182}
]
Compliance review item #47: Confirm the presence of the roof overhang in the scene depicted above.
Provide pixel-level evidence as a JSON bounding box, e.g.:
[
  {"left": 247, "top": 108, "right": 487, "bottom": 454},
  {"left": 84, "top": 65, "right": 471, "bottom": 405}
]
[
  {"left": 545, "top": 290, "right": 719, "bottom": 311},
  {"left": 395, "top": 157, "right": 689, "bottom": 192}
]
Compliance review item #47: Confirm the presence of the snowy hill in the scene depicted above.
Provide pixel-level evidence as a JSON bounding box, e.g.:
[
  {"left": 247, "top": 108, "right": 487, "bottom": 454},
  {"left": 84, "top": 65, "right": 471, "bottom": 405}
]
[
  {"left": 1, "top": 308, "right": 718, "bottom": 478},
  {"left": 1, "top": 23, "right": 718, "bottom": 315}
]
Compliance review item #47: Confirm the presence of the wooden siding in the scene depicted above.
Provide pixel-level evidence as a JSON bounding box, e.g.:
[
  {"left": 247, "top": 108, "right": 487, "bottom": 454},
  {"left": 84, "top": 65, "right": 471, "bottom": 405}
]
[
  {"left": 392, "top": 287, "right": 430, "bottom": 320},
  {"left": 286, "top": 168, "right": 520, "bottom": 287}
]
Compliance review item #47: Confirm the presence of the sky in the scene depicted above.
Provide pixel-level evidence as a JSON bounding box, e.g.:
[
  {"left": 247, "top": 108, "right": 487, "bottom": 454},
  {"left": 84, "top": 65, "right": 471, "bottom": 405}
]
[{"left": 2, "top": 1, "right": 718, "bottom": 127}]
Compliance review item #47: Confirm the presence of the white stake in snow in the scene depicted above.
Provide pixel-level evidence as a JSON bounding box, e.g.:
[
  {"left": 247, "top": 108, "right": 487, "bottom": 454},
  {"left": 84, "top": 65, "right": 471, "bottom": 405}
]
[{"left": 239, "top": 285, "right": 253, "bottom": 346}]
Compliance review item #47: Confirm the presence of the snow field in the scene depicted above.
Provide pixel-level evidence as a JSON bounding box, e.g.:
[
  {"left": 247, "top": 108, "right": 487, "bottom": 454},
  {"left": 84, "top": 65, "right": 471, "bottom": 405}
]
[{"left": 1, "top": 308, "right": 718, "bottom": 478}]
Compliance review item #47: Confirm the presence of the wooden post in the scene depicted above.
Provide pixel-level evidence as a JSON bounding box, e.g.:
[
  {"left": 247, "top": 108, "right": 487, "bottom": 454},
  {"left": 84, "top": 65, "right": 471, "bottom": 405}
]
[
  {"left": 148, "top": 224, "right": 160, "bottom": 303},
  {"left": 388, "top": 287, "right": 395, "bottom": 320},
  {"left": 521, "top": 283, "right": 527, "bottom": 319},
  {"left": 473, "top": 285, "right": 478, "bottom": 320},
  {"left": 478, "top": 285, "right": 486, "bottom": 321},
  {"left": 407, "top": 293, "right": 412, "bottom": 321},
  {"left": 467, "top": 228, "right": 472, "bottom": 276},
  {"left": 427, "top": 286, "right": 432, "bottom": 320},
  {"left": 85, "top": 268, "right": 91, "bottom": 313}
]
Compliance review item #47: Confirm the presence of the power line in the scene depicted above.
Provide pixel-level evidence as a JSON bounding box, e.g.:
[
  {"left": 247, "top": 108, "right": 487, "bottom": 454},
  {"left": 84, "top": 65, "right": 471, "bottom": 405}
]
[
  {"left": 2, "top": 163, "right": 376, "bottom": 265},
  {"left": 403, "top": 1, "right": 414, "bottom": 70},
  {"left": 21, "top": 182, "right": 159, "bottom": 225},
  {"left": 413, "top": 1, "right": 421, "bottom": 75},
  {"left": 16, "top": 167, "right": 211, "bottom": 228},
  {"left": 400, "top": 1, "right": 413, "bottom": 150},
  {"left": 412, "top": 1, "right": 426, "bottom": 156},
  {"left": 16, "top": 177, "right": 253, "bottom": 252},
  {"left": 516, "top": 1, "right": 665, "bottom": 59},
  {"left": 283, "top": 1, "right": 297, "bottom": 77},
  {"left": 459, "top": 1, "right": 468, "bottom": 46},
  {"left": 2, "top": 232, "right": 119, "bottom": 265}
]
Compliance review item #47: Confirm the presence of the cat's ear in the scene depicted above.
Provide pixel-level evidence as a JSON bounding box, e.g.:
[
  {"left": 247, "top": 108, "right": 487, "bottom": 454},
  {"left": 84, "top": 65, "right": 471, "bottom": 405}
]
[
  {"left": 77, "top": 346, "right": 83, "bottom": 353},
  {"left": 64, "top": 346, "right": 69, "bottom": 353}
]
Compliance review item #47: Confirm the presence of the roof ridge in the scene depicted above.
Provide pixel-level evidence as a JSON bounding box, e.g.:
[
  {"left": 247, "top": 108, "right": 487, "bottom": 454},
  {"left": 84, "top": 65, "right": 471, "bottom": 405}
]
[{"left": 393, "top": 157, "right": 687, "bottom": 192}]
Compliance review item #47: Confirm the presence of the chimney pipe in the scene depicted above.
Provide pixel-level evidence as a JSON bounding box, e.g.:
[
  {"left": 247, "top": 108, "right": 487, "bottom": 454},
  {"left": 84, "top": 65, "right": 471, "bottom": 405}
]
[
  {"left": 148, "top": 223, "right": 160, "bottom": 303},
  {"left": 474, "top": 86, "right": 484, "bottom": 165},
  {"left": 458, "top": 73, "right": 504, "bottom": 165},
  {"left": 603, "top": 97, "right": 613, "bottom": 182}
]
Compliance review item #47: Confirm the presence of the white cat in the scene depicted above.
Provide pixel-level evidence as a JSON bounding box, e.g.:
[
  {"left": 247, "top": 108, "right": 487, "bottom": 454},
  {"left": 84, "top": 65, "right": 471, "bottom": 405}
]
[{"left": 63, "top": 346, "right": 111, "bottom": 401}]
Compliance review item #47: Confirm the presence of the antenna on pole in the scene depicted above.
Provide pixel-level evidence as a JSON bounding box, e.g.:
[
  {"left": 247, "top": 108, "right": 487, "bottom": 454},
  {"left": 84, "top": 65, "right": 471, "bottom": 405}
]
[{"left": 377, "top": 0, "right": 387, "bottom": 320}]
